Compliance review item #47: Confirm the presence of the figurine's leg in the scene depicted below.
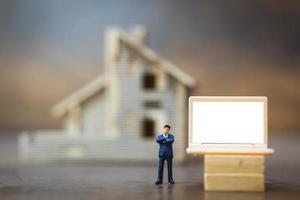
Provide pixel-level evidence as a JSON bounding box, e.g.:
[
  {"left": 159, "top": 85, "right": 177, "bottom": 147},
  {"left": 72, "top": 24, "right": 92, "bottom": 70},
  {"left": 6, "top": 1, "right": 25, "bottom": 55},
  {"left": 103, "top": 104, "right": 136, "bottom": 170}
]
[
  {"left": 157, "top": 157, "right": 165, "bottom": 182},
  {"left": 167, "top": 157, "right": 173, "bottom": 181}
]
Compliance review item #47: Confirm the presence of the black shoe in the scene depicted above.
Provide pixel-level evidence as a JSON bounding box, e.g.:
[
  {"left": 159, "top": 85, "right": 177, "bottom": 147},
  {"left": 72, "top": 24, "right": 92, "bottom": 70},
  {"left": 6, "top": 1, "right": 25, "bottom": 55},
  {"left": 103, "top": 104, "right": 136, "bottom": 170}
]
[
  {"left": 155, "top": 180, "right": 162, "bottom": 185},
  {"left": 168, "top": 179, "right": 175, "bottom": 184}
]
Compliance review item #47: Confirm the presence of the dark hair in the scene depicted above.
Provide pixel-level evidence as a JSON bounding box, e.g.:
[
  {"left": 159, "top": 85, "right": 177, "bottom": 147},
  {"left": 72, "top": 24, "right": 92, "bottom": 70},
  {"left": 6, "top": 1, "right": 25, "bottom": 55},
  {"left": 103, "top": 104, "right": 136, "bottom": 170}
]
[{"left": 164, "top": 125, "right": 171, "bottom": 129}]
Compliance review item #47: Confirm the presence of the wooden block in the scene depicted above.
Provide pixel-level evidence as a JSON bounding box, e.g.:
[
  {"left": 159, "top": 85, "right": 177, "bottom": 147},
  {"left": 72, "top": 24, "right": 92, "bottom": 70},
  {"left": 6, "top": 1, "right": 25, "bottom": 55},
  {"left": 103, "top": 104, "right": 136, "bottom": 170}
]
[
  {"left": 205, "top": 173, "right": 264, "bottom": 192},
  {"left": 204, "top": 155, "right": 265, "bottom": 192},
  {"left": 205, "top": 155, "right": 264, "bottom": 174}
]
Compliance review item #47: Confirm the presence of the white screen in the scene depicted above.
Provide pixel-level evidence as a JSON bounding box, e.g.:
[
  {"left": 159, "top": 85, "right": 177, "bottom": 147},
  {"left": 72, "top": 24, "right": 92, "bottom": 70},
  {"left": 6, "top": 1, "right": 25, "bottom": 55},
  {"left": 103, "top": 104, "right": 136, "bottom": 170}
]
[{"left": 192, "top": 101, "right": 265, "bottom": 144}]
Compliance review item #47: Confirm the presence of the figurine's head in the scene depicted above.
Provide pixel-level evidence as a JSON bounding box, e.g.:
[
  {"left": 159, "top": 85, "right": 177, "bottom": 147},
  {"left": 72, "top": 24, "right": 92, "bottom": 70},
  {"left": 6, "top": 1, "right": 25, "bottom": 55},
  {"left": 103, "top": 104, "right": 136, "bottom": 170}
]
[{"left": 163, "top": 125, "right": 171, "bottom": 134}]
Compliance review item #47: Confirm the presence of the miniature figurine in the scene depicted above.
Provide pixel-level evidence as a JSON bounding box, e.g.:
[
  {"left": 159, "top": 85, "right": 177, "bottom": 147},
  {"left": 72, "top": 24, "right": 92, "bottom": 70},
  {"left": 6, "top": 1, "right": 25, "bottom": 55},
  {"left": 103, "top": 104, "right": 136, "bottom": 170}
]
[{"left": 155, "top": 125, "right": 175, "bottom": 185}]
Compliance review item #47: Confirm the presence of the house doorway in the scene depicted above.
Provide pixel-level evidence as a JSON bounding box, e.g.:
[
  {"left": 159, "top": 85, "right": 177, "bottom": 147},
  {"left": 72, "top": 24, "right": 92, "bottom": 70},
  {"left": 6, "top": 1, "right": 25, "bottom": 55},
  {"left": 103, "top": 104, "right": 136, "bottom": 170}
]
[{"left": 142, "top": 118, "right": 155, "bottom": 138}]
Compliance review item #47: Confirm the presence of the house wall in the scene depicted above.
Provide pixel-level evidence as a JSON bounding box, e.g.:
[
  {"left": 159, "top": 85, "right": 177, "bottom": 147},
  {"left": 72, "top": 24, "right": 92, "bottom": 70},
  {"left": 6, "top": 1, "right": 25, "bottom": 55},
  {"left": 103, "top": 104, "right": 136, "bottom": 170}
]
[{"left": 80, "top": 91, "right": 107, "bottom": 137}]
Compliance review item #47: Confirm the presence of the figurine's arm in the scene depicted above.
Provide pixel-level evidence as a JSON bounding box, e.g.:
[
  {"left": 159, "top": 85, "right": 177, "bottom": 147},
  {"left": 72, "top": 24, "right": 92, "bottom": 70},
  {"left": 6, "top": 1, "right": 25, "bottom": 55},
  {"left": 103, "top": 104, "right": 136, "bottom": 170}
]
[
  {"left": 156, "top": 136, "right": 166, "bottom": 144},
  {"left": 165, "top": 136, "right": 174, "bottom": 144}
]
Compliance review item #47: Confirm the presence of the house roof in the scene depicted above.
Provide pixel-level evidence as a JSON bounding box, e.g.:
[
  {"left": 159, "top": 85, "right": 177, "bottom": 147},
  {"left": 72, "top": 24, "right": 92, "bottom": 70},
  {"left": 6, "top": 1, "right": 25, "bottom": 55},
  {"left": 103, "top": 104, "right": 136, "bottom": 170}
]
[
  {"left": 51, "top": 73, "right": 110, "bottom": 118},
  {"left": 51, "top": 27, "right": 196, "bottom": 118},
  {"left": 119, "top": 30, "right": 196, "bottom": 87}
]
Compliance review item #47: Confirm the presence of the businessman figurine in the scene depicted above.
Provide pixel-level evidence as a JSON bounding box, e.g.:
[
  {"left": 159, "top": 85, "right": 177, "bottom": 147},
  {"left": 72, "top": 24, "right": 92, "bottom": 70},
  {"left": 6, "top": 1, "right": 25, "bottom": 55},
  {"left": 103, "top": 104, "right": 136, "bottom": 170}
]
[{"left": 155, "top": 125, "right": 175, "bottom": 185}]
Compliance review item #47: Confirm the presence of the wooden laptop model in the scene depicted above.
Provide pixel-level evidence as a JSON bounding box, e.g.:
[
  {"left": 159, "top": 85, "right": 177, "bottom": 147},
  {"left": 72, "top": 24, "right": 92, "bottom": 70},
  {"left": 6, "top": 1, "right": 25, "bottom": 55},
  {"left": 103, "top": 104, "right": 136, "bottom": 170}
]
[{"left": 186, "top": 96, "right": 274, "bottom": 156}]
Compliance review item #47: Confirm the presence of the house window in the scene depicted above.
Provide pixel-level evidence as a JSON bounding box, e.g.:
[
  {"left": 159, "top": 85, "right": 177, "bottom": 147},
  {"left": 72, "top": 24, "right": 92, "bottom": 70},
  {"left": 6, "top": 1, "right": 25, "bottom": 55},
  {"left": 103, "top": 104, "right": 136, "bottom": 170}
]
[
  {"left": 142, "top": 118, "right": 155, "bottom": 138},
  {"left": 144, "top": 101, "right": 161, "bottom": 109},
  {"left": 143, "top": 73, "right": 156, "bottom": 89}
]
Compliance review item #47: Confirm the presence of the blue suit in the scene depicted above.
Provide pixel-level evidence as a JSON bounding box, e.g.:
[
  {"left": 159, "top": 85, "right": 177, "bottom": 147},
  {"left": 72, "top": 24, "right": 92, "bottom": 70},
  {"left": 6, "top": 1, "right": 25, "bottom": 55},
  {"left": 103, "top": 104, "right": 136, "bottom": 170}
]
[{"left": 156, "top": 133, "right": 174, "bottom": 182}]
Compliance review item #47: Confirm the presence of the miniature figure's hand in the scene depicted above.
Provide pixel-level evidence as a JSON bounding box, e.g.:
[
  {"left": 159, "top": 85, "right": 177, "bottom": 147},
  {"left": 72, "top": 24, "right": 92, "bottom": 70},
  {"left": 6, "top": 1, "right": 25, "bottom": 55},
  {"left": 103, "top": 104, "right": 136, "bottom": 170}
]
[
  {"left": 156, "top": 137, "right": 166, "bottom": 144},
  {"left": 165, "top": 137, "right": 174, "bottom": 144}
]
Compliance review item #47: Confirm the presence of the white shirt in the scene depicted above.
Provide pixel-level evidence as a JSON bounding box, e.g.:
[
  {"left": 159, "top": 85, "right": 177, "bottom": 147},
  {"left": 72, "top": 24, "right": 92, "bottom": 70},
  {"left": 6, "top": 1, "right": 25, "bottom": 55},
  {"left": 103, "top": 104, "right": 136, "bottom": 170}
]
[{"left": 163, "top": 133, "right": 169, "bottom": 138}]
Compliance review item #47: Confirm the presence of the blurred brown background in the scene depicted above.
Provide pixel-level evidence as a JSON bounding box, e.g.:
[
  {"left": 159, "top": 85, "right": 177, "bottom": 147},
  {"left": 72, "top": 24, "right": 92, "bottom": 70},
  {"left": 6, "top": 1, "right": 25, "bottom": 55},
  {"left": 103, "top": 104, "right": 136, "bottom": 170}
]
[{"left": 0, "top": 0, "right": 299, "bottom": 133}]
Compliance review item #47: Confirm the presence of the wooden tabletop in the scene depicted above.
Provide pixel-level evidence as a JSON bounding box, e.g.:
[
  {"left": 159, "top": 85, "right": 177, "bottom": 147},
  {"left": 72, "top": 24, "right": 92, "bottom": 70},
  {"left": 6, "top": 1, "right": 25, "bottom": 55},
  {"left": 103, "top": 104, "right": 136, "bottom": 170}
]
[{"left": 186, "top": 147, "right": 274, "bottom": 156}]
